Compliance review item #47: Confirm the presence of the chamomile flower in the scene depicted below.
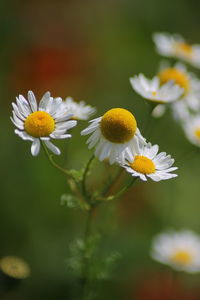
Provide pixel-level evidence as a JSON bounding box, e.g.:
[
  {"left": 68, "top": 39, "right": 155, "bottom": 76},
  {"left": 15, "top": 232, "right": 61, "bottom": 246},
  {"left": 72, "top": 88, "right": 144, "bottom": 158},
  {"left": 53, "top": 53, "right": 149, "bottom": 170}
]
[
  {"left": 81, "top": 108, "right": 146, "bottom": 165},
  {"left": 11, "top": 91, "right": 77, "bottom": 156},
  {"left": 130, "top": 74, "right": 184, "bottom": 103},
  {"left": 153, "top": 32, "right": 200, "bottom": 68},
  {"left": 61, "top": 97, "right": 96, "bottom": 120},
  {"left": 157, "top": 62, "right": 200, "bottom": 121},
  {"left": 183, "top": 115, "right": 200, "bottom": 147},
  {"left": 120, "top": 140, "right": 177, "bottom": 181},
  {"left": 151, "top": 230, "right": 200, "bottom": 273},
  {"left": 158, "top": 62, "right": 200, "bottom": 98}
]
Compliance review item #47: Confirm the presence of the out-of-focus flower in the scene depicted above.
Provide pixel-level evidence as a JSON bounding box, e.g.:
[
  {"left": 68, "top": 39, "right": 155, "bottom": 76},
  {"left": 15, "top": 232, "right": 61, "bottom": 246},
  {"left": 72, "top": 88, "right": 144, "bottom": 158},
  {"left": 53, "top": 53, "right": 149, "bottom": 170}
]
[
  {"left": 151, "top": 230, "right": 200, "bottom": 273},
  {"left": 130, "top": 74, "right": 183, "bottom": 103},
  {"left": 120, "top": 140, "right": 177, "bottom": 182},
  {"left": 61, "top": 97, "right": 96, "bottom": 120},
  {"left": 153, "top": 32, "right": 200, "bottom": 68},
  {"left": 183, "top": 116, "right": 200, "bottom": 147},
  {"left": 158, "top": 63, "right": 200, "bottom": 98},
  {"left": 81, "top": 108, "right": 146, "bottom": 164},
  {"left": 0, "top": 256, "right": 30, "bottom": 279},
  {"left": 11, "top": 91, "right": 77, "bottom": 156},
  {"left": 155, "top": 63, "right": 200, "bottom": 121}
]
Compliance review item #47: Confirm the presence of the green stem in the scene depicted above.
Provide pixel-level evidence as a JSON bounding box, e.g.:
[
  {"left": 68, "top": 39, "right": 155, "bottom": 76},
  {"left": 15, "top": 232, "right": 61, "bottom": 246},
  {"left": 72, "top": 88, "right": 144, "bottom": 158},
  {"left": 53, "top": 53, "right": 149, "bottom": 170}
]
[
  {"left": 41, "top": 142, "right": 72, "bottom": 177},
  {"left": 98, "top": 177, "right": 138, "bottom": 202},
  {"left": 82, "top": 155, "right": 95, "bottom": 200},
  {"left": 81, "top": 206, "right": 95, "bottom": 300}
]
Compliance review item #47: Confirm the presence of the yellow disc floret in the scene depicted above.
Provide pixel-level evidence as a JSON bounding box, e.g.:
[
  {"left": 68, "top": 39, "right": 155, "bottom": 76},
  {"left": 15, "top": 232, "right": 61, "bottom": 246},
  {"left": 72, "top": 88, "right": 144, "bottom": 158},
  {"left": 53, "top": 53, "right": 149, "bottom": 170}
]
[
  {"left": 0, "top": 256, "right": 30, "bottom": 279},
  {"left": 130, "top": 155, "right": 156, "bottom": 174},
  {"left": 24, "top": 111, "right": 55, "bottom": 138},
  {"left": 176, "top": 42, "right": 193, "bottom": 56},
  {"left": 171, "top": 250, "right": 192, "bottom": 266},
  {"left": 195, "top": 128, "right": 200, "bottom": 139},
  {"left": 158, "top": 68, "right": 189, "bottom": 92},
  {"left": 100, "top": 108, "right": 137, "bottom": 143}
]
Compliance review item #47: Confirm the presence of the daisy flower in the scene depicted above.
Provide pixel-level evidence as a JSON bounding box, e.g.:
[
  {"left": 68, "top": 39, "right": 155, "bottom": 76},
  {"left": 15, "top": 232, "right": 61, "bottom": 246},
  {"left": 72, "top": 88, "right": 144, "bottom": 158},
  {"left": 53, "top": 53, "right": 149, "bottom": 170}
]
[
  {"left": 61, "top": 96, "right": 96, "bottom": 120},
  {"left": 130, "top": 74, "right": 184, "bottom": 103},
  {"left": 11, "top": 91, "right": 77, "bottom": 156},
  {"left": 183, "top": 115, "right": 200, "bottom": 147},
  {"left": 157, "top": 62, "right": 200, "bottom": 121},
  {"left": 158, "top": 62, "right": 200, "bottom": 98},
  {"left": 120, "top": 140, "right": 177, "bottom": 181},
  {"left": 81, "top": 108, "right": 146, "bottom": 165},
  {"left": 151, "top": 230, "right": 200, "bottom": 273},
  {"left": 153, "top": 32, "right": 200, "bottom": 68}
]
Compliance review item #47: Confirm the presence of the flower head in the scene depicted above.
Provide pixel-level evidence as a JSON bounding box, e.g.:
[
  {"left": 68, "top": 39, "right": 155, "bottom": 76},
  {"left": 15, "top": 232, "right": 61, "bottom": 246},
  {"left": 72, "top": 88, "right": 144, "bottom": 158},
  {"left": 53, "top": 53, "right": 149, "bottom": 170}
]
[
  {"left": 130, "top": 74, "right": 183, "bottom": 103},
  {"left": 151, "top": 230, "right": 200, "bottom": 273},
  {"left": 183, "top": 115, "right": 200, "bottom": 147},
  {"left": 153, "top": 32, "right": 200, "bottom": 68},
  {"left": 81, "top": 108, "right": 146, "bottom": 164},
  {"left": 120, "top": 140, "right": 177, "bottom": 181},
  {"left": 11, "top": 91, "right": 77, "bottom": 156},
  {"left": 61, "top": 97, "right": 96, "bottom": 120}
]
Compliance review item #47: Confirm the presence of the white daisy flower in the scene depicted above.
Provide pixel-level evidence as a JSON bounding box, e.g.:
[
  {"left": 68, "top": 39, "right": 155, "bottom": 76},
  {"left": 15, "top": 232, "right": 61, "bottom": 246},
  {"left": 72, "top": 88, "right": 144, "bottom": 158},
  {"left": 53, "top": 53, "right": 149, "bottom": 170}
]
[
  {"left": 157, "top": 62, "right": 200, "bottom": 121},
  {"left": 153, "top": 32, "right": 200, "bottom": 68},
  {"left": 151, "top": 230, "right": 200, "bottom": 273},
  {"left": 11, "top": 91, "right": 77, "bottom": 156},
  {"left": 120, "top": 140, "right": 177, "bottom": 181},
  {"left": 183, "top": 115, "right": 200, "bottom": 147},
  {"left": 61, "top": 96, "right": 96, "bottom": 120},
  {"left": 81, "top": 108, "right": 146, "bottom": 165},
  {"left": 130, "top": 74, "right": 184, "bottom": 103}
]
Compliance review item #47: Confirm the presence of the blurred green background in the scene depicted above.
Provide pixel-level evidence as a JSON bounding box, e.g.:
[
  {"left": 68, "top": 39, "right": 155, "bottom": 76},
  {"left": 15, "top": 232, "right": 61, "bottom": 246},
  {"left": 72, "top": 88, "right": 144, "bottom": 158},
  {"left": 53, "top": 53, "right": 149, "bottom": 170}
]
[{"left": 1, "top": 0, "right": 200, "bottom": 299}]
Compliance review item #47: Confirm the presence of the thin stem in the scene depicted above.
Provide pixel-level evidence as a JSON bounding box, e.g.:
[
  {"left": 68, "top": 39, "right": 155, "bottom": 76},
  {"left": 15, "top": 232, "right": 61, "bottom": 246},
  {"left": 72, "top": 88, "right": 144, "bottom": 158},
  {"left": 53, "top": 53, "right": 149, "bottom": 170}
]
[
  {"left": 81, "top": 206, "right": 95, "bottom": 300},
  {"left": 98, "top": 177, "right": 138, "bottom": 202},
  {"left": 41, "top": 142, "right": 72, "bottom": 177},
  {"left": 102, "top": 168, "right": 124, "bottom": 197},
  {"left": 82, "top": 155, "right": 95, "bottom": 200}
]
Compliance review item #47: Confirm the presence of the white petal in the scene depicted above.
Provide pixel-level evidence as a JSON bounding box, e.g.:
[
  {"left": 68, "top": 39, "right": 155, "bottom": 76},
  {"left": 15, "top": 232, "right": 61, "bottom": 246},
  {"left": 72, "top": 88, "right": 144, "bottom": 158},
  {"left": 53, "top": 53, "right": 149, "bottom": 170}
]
[
  {"left": 44, "top": 140, "right": 61, "bottom": 155},
  {"left": 28, "top": 91, "right": 38, "bottom": 112},
  {"left": 31, "top": 139, "right": 41, "bottom": 156}
]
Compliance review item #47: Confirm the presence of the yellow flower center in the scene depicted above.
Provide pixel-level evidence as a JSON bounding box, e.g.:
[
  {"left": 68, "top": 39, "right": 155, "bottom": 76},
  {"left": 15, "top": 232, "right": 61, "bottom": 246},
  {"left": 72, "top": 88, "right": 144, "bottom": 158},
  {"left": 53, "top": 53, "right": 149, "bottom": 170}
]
[
  {"left": 194, "top": 128, "right": 200, "bottom": 139},
  {"left": 129, "top": 155, "right": 156, "bottom": 174},
  {"left": 24, "top": 111, "right": 55, "bottom": 137},
  {"left": 100, "top": 108, "right": 137, "bottom": 143},
  {"left": 158, "top": 68, "right": 189, "bottom": 92},
  {"left": 176, "top": 42, "right": 193, "bottom": 56},
  {"left": 0, "top": 256, "right": 30, "bottom": 279},
  {"left": 171, "top": 250, "right": 192, "bottom": 266}
]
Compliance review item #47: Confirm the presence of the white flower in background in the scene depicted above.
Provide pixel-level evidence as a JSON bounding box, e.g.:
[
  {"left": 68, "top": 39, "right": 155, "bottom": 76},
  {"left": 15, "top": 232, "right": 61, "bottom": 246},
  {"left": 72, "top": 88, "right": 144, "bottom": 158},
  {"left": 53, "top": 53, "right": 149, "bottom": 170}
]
[
  {"left": 11, "top": 91, "right": 77, "bottom": 156},
  {"left": 61, "top": 97, "right": 96, "bottom": 120},
  {"left": 183, "top": 115, "right": 200, "bottom": 147},
  {"left": 151, "top": 230, "right": 200, "bottom": 273},
  {"left": 158, "top": 62, "right": 200, "bottom": 98},
  {"left": 81, "top": 108, "right": 146, "bottom": 165},
  {"left": 130, "top": 74, "right": 183, "bottom": 103},
  {"left": 120, "top": 140, "right": 177, "bottom": 181},
  {"left": 153, "top": 32, "right": 200, "bottom": 68},
  {"left": 157, "top": 62, "right": 200, "bottom": 121}
]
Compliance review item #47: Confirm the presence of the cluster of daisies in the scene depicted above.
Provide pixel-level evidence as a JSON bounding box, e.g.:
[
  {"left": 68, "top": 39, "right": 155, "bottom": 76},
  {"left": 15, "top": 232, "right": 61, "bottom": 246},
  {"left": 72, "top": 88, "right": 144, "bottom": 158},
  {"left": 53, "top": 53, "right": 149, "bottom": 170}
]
[
  {"left": 130, "top": 32, "right": 200, "bottom": 148},
  {"left": 11, "top": 33, "right": 200, "bottom": 275},
  {"left": 12, "top": 91, "right": 178, "bottom": 182}
]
